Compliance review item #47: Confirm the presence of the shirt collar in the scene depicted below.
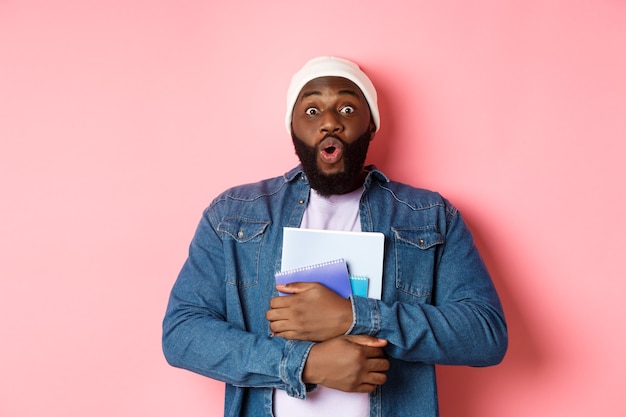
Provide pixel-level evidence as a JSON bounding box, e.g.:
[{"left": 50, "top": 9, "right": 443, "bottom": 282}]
[{"left": 284, "top": 164, "right": 390, "bottom": 186}]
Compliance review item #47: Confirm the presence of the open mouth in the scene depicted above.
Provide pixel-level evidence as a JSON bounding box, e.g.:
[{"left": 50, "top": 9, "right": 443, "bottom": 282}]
[{"left": 318, "top": 137, "right": 344, "bottom": 163}]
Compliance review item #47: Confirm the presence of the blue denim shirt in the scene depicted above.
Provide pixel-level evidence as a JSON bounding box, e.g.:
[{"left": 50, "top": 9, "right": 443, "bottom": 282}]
[{"left": 162, "top": 165, "right": 507, "bottom": 417}]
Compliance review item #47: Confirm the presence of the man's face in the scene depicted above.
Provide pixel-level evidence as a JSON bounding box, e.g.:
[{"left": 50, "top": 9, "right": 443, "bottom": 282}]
[{"left": 291, "top": 76, "right": 375, "bottom": 196}]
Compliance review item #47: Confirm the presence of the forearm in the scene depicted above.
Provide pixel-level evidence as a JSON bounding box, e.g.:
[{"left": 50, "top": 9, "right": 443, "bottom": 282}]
[
  {"left": 349, "top": 294, "right": 507, "bottom": 366},
  {"left": 163, "top": 295, "right": 314, "bottom": 397},
  {"left": 162, "top": 208, "right": 315, "bottom": 398},
  {"left": 349, "top": 209, "right": 508, "bottom": 366}
]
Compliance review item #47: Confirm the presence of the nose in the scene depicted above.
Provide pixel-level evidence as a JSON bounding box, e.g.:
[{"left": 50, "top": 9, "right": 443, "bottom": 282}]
[{"left": 319, "top": 111, "right": 343, "bottom": 134}]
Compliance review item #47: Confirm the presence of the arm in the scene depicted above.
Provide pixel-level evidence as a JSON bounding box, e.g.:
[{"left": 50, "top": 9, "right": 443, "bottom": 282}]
[
  {"left": 266, "top": 209, "right": 507, "bottom": 367},
  {"left": 266, "top": 282, "right": 389, "bottom": 392},
  {"left": 350, "top": 209, "right": 508, "bottom": 366},
  {"left": 161, "top": 209, "right": 313, "bottom": 398}
]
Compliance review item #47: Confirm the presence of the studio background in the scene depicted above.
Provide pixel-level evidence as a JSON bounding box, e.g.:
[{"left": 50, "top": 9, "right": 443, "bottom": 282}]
[{"left": 1, "top": 1, "right": 625, "bottom": 416}]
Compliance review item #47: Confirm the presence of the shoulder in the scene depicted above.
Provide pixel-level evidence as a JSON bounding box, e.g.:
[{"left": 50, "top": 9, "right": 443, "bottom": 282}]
[
  {"left": 383, "top": 182, "right": 452, "bottom": 209},
  {"left": 210, "top": 166, "right": 302, "bottom": 206},
  {"left": 367, "top": 167, "right": 456, "bottom": 215}
]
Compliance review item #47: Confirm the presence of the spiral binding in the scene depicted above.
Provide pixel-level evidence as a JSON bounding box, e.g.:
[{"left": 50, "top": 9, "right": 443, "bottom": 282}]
[{"left": 275, "top": 258, "right": 345, "bottom": 276}]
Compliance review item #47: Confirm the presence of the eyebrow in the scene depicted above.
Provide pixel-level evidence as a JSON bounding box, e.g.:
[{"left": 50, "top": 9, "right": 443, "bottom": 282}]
[{"left": 300, "top": 89, "right": 360, "bottom": 100}]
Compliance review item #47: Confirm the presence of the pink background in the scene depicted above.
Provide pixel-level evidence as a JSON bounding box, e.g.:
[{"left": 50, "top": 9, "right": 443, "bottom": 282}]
[{"left": 1, "top": 1, "right": 625, "bottom": 416}]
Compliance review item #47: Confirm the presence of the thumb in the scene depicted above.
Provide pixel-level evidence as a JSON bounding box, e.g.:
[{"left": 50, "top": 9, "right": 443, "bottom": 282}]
[{"left": 275, "top": 281, "right": 318, "bottom": 294}]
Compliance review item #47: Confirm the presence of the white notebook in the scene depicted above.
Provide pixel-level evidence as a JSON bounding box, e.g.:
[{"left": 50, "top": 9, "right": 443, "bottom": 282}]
[{"left": 280, "top": 227, "right": 385, "bottom": 299}]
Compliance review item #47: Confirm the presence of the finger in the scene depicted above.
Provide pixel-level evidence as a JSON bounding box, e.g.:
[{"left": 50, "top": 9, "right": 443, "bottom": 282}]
[
  {"left": 364, "top": 370, "right": 388, "bottom": 386},
  {"left": 275, "top": 282, "right": 319, "bottom": 294},
  {"left": 355, "top": 383, "right": 377, "bottom": 394},
  {"left": 346, "top": 334, "right": 388, "bottom": 348},
  {"left": 269, "top": 297, "right": 279, "bottom": 309},
  {"left": 367, "top": 358, "right": 390, "bottom": 372},
  {"left": 269, "top": 295, "right": 292, "bottom": 309},
  {"left": 275, "top": 284, "right": 297, "bottom": 295},
  {"left": 356, "top": 374, "right": 387, "bottom": 393},
  {"left": 265, "top": 306, "right": 290, "bottom": 321},
  {"left": 268, "top": 319, "right": 291, "bottom": 334}
]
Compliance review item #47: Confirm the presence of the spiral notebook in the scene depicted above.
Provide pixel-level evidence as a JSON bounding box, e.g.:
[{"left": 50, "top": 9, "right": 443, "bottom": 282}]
[
  {"left": 275, "top": 258, "right": 353, "bottom": 297},
  {"left": 280, "top": 227, "right": 385, "bottom": 299}
]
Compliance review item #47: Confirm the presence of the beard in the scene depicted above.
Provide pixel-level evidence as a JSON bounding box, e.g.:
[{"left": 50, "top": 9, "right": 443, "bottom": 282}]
[{"left": 292, "top": 130, "right": 372, "bottom": 197}]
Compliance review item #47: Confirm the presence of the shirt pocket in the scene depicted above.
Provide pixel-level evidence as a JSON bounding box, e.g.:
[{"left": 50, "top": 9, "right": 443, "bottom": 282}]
[
  {"left": 392, "top": 226, "right": 444, "bottom": 302},
  {"left": 218, "top": 216, "right": 270, "bottom": 288}
]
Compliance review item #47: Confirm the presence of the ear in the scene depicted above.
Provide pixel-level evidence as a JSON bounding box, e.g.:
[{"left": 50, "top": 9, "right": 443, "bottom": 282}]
[{"left": 368, "top": 121, "right": 376, "bottom": 141}]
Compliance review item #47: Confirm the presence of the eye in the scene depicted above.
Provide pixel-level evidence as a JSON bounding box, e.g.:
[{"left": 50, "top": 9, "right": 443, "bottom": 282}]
[
  {"left": 305, "top": 107, "right": 319, "bottom": 116},
  {"left": 340, "top": 105, "right": 355, "bottom": 114}
]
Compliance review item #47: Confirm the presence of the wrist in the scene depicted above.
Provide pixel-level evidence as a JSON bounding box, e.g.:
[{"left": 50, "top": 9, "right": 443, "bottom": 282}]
[
  {"left": 302, "top": 344, "right": 322, "bottom": 385},
  {"left": 344, "top": 295, "right": 358, "bottom": 334}
]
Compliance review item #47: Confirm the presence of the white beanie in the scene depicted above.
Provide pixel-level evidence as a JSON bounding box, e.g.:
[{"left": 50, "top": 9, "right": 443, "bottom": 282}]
[{"left": 285, "top": 56, "right": 380, "bottom": 134}]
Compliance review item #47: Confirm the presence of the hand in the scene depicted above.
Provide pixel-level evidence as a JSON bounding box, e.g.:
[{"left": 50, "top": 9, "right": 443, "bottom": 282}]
[
  {"left": 266, "top": 282, "right": 353, "bottom": 342},
  {"left": 303, "top": 335, "right": 389, "bottom": 393}
]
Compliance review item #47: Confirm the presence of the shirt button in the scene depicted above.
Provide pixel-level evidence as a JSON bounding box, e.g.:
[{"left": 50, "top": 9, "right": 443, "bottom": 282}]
[
  {"left": 298, "top": 199, "right": 305, "bottom": 204},
  {"left": 238, "top": 230, "right": 244, "bottom": 238},
  {"left": 418, "top": 238, "right": 425, "bottom": 245}
]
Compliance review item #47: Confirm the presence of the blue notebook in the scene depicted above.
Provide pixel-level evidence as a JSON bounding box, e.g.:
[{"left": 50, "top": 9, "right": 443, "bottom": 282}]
[
  {"left": 349, "top": 276, "right": 369, "bottom": 298},
  {"left": 275, "top": 258, "right": 352, "bottom": 298}
]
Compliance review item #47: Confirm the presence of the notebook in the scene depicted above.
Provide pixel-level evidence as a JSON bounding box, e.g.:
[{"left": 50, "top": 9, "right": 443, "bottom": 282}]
[
  {"left": 275, "top": 258, "right": 352, "bottom": 298},
  {"left": 280, "top": 227, "right": 385, "bottom": 299}
]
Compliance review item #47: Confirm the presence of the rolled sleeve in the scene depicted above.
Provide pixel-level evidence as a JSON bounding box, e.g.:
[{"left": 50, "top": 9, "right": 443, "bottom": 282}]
[
  {"left": 279, "top": 339, "right": 316, "bottom": 399},
  {"left": 346, "top": 295, "right": 381, "bottom": 336}
]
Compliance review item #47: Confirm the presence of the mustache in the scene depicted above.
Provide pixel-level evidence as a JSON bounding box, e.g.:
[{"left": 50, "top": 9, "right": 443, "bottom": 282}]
[
  {"left": 322, "top": 133, "right": 343, "bottom": 140},
  {"left": 318, "top": 134, "right": 345, "bottom": 147}
]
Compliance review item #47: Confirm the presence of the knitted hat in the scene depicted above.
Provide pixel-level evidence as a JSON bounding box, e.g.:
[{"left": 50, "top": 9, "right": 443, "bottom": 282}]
[{"left": 285, "top": 56, "right": 380, "bottom": 134}]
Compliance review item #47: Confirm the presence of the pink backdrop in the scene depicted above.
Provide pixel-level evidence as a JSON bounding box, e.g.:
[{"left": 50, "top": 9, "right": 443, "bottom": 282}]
[{"left": 1, "top": 1, "right": 625, "bottom": 416}]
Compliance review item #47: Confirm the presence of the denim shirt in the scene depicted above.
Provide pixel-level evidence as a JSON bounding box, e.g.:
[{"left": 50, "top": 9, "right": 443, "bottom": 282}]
[{"left": 162, "top": 165, "right": 507, "bottom": 417}]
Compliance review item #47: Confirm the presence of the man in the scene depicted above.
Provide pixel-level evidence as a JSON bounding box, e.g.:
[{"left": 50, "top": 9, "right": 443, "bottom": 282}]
[{"left": 162, "top": 56, "right": 508, "bottom": 417}]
